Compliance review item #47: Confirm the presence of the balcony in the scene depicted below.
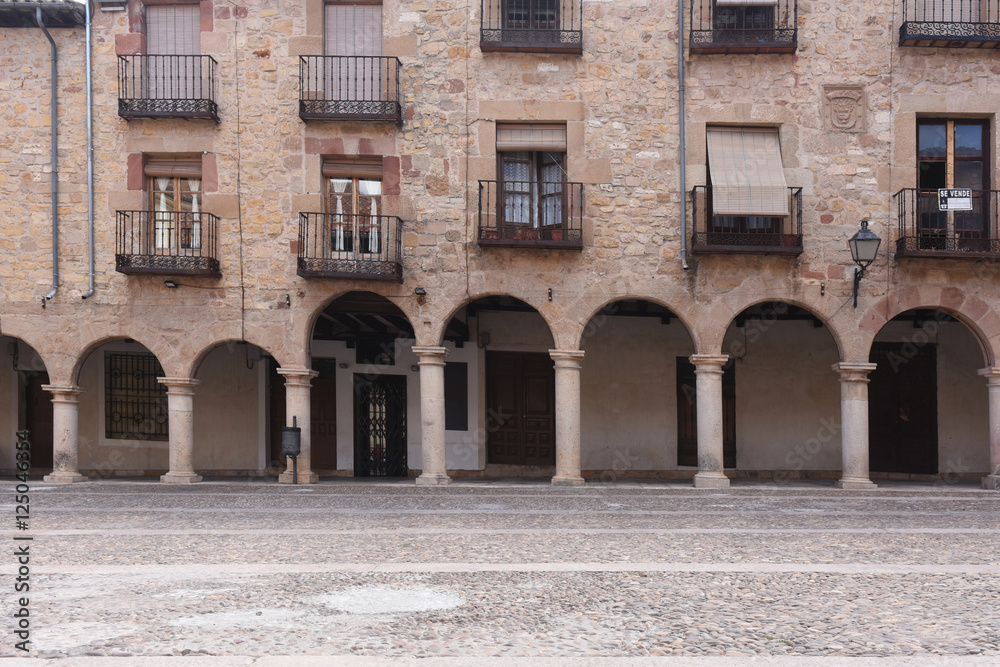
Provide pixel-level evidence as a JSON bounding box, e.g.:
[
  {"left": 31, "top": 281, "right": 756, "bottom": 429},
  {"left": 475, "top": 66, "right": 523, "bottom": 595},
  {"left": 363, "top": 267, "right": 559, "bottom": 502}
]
[
  {"left": 477, "top": 180, "right": 584, "bottom": 249},
  {"left": 689, "top": 0, "right": 797, "bottom": 54},
  {"left": 299, "top": 56, "right": 402, "bottom": 123},
  {"left": 480, "top": 0, "right": 583, "bottom": 54},
  {"left": 297, "top": 212, "right": 403, "bottom": 281},
  {"left": 900, "top": 0, "right": 1000, "bottom": 47},
  {"left": 118, "top": 55, "right": 219, "bottom": 122},
  {"left": 116, "top": 211, "right": 221, "bottom": 277},
  {"left": 894, "top": 189, "right": 1000, "bottom": 259},
  {"left": 691, "top": 186, "right": 803, "bottom": 254}
]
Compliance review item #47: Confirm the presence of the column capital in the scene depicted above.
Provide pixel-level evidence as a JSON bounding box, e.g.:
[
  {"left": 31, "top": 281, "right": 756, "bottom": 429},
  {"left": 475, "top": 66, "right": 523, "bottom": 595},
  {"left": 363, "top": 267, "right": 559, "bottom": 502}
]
[
  {"left": 277, "top": 367, "right": 319, "bottom": 387},
  {"left": 689, "top": 354, "right": 729, "bottom": 371},
  {"left": 832, "top": 362, "right": 877, "bottom": 382},
  {"left": 157, "top": 377, "right": 201, "bottom": 394},
  {"left": 978, "top": 366, "right": 1000, "bottom": 384},
  {"left": 41, "top": 385, "right": 83, "bottom": 402},
  {"left": 549, "top": 349, "right": 585, "bottom": 367},
  {"left": 412, "top": 346, "right": 449, "bottom": 364}
]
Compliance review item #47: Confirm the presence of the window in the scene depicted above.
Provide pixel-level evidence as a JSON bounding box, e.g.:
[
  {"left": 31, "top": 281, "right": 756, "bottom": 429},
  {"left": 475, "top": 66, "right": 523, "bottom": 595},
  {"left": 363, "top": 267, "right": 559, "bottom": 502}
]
[
  {"left": 324, "top": 159, "right": 383, "bottom": 254},
  {"left": 504, "top": 0, "right": 558, "bottom": 31},
  {"left": 145, "top": 157, "right": 203, "bottom": 252},
  {"left": 714, "top": 0, "right": 775, "bottom": 36},
  {"left": 325, "top": 1, "right": 383, "bottom": 102},
  {"left": 496, "top": 124, "right": 567, "bottom": 229},
  {"left": 146, "top": 4, "right": 202, "bottom": 100},
  {"left": 105, "top": 353, "right": 168, "bottom": 441},
  {"left": 706, "top": 127, "right": 788, "bottom": 235},
  {"left": 916, "top": 119, "right": 989, "bottom": 245}
]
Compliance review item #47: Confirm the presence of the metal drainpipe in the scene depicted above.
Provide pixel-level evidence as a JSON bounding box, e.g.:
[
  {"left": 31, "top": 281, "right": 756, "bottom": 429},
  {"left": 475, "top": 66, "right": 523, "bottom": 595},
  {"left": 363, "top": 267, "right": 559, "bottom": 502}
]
[
  {"left": 36, "top": 7, "right": 59, "bottom": 304},
  {"left": 678, "top": 0, "right": 689, "bottom": 270},
  {"left": 82, "top": 0, "right": 94, "bottom": 299}
]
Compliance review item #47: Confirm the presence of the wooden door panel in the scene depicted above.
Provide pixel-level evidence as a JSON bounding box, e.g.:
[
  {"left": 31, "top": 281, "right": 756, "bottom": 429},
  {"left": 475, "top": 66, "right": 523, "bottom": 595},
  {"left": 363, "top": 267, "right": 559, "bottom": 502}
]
[
  {"left": 25, "top": 373, "right": 53, "bottom": 469},
  {"left": 487, "top": 352, "right": 555, "bottom": 466}
]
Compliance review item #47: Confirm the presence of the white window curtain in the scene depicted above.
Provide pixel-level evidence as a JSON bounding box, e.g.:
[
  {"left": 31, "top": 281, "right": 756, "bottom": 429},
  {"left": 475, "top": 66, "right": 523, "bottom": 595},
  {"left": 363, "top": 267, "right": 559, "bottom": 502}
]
[
  {"left": 359, "top": 179, "right": 382, "bottom": 253},
  {"left": 154, "top": 177, "right": 174, "bottom": 250},
  {"left": 186, "top": 178, "right": 201, "bottom": 250},
  {"left": 330, "top": 177, "right": 350, "bottom": 252}
]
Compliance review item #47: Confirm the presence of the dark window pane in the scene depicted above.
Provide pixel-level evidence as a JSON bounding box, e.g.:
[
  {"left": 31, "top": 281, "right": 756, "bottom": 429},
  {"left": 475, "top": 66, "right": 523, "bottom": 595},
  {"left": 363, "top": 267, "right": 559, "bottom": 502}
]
[
  {"left": 955, "top": 160, "right": 983, "bottom": 190},
  {"left": 918, "top": 124, "right": 947, "bottom": 158},
  {"left": 444, "top": 362, "right": 468, "bottom": 431},
  {"left": 918, "top": 161, "right": 946, "bottom": 189},
  {"left": 954, "top": 124, "right": 984, "bottom": 157}
]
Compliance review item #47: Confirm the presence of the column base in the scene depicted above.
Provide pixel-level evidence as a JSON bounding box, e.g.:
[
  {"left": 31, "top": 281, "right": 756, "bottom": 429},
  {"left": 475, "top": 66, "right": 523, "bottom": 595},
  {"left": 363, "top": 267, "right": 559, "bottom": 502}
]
[
  {"left": 416, "top": 473, "right": 452, "bottom": 486},
  {"left": 42, "top": 471, "right": 88, "bottom": 484},
  {"left": 982, "top": 475, "right": 1000, "bottom": 490},
  {"left": 693, "top": 471, "right": 730, "bottom": 489},
  {"left": 836, "top": 477, "right": 878, "bottom": 490},
  {"left": 278, "top": 470, "right": 318, "bottom": 484},
  {"left": 551, "top": 475, "right": 585, "bottom": 486},
  {"left": 160, "top": 472, "right": 202, "bottom": 484}
]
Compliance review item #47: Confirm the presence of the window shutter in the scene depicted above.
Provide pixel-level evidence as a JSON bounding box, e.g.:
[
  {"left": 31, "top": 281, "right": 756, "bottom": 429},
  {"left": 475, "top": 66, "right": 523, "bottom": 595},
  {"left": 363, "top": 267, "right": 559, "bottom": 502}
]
[
  {"left": 147, "top": 5, "right": 201, "bottom": 55},
  {"left": 706, "top": 127, "right": 789, "bottom": 216},
  {"left": 495, "top": 124, "right": 568, "bottom": 152},
  {"left": 322, "top": 159, "right": 383, "bottom": 179},
  {"left": 325, "top": 3, "right": 383, "bottom": 56},
  {"left": 144, "top": 156, "right": 203, "bottom": 178}
]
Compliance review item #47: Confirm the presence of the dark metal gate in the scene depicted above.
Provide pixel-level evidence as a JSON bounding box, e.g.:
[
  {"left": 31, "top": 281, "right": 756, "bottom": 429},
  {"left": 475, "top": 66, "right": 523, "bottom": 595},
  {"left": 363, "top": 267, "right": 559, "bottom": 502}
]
[{"left": 353, "top": 374, "right": 407, "bottom": 477}]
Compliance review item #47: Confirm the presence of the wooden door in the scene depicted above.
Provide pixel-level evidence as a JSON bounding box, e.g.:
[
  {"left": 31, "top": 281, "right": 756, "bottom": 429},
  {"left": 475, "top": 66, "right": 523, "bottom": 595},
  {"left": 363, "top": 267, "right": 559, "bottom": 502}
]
[
  {"left": 486, "top": 352, "right": 555, "bottom": 466},
  {"left": 869, "top": 343, "right": 938, "bottom": 474},
  {"left": 676, "top": 358, "right": 736, "bottom": 468},
  {"left": 353, "top": 374, "right": 407, "bottom": 477},
  {"left": 311, "top": 359, "right": 338, "bottom": 470},
  {"left": 268, "top": 358, "right": 286, "bottom": 468},
  {"left": 25, "top": 373, "right": 53, "bottom": 470}
]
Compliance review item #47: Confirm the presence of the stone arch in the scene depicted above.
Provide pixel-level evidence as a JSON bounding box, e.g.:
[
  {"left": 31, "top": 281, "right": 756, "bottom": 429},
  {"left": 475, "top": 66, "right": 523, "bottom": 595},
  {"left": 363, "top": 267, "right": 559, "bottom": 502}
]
[
  {"left": 186, "top": 337, "right": 293, "bottom": 379},
  {"left": 0, "top": 335, "right": 51, "bottom": 376},
  {"left": 703, "top": 295, "right": 848, "bottom": 361},
  {"left": 437, "top": 292, "right": 559, "bottom": 349},
  {"left": 301, "top": 288, "right": 421, "bottom": 354},
  {"left": 576, "top": 296, "right": 701, "bottom": 352},
  {"left": 861, "top": 287, "right": 996, "bottom": 366},
  {"left": 70, "top": 334, "right": 173, "bottom": 387}
]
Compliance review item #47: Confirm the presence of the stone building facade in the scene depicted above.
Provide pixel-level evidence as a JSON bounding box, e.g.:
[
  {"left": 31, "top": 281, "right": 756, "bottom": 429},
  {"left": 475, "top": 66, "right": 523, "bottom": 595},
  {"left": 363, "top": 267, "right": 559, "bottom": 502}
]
[{"left": 2, "top": 0, "right": 999, "bottom": 489}]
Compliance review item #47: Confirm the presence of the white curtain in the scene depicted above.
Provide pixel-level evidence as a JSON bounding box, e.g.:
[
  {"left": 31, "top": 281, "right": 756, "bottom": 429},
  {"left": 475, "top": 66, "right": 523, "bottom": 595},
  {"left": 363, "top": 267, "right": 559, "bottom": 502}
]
[
  {"left": 360, "top": 179, "right": 382, "bottom": 253},
  {"left": 154, "top": 177, "right": 173, "bottom": 250},
  {"left": 330, "top": 178, "right": 350, "bottom": 252},
  {"left": 186, "top": 178, "right": 201, "bottom": 250}
]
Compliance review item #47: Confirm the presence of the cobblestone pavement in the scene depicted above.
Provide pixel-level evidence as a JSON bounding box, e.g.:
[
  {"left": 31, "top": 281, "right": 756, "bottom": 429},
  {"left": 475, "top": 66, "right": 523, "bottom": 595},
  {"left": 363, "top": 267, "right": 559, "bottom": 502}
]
[{"left": 2, "top": 478, "right": 999, "bottom": 666}]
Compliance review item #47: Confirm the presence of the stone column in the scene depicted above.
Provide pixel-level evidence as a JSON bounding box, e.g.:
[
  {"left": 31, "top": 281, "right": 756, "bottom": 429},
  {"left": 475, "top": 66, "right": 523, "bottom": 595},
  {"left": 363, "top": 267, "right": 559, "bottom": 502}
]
[
  {"left": 41, "top": 385, "right": 88, "bottom": 483},
  {"left": 550, "top": 350, "right": 585, "bottom": 486},
  {"left": 278, "top": 368, "right": 319, "bottom": 484},
  {"left": 977, "top": 367, "right": 1000, "bottom": 490},
  {"left": 834, "top": 363, "right": 878, "bottom": 489},
  {"left": 691, "top": 354, "right": 730, "bottom": 489},
  {"left": 413, "top": 346, "right": 451, "bottom": 485},
  {"left": 158, "top": 377, "right": 202, "bottom": 483}
]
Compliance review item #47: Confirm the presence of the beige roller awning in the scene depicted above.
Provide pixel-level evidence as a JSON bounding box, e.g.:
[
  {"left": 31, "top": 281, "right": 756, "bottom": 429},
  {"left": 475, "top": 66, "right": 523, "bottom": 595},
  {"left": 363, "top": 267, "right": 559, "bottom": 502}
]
[
  {"left": 322, "top": 159, "right": 383, "bottom": 179},
  {"left": 715, "top": 0, "right": 778, "bottom": 6},
  {"left": 144, "top": 156, "right": 202, "bottom": 178},
  {"left": 496, "top": 124, "right": 567, "bottom": 152},
  {"left": 707, "top": 127, "right": 789, "bottom": 216}
]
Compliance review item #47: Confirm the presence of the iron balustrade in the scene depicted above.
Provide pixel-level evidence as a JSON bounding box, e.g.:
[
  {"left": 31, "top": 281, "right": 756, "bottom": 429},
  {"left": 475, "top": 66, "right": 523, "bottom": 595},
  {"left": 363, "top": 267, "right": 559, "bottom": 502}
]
[
  {"left": 900, "top": 0, "right": 1000, "bottom": 47},
  {"left": 689, "top": 0, "right": 797, "bottom": 53},
  {"left": 894, "top": 188, "right": 1000, "bottom": 258},
  {"left": 118, "top": 55, "right": 219, "bottom": 121},
  {"left": 480, "top": 0, "right": 583, "bottom": 53},
  {"left": 691, "top": 185, "right": 803, "bottom": 254},
  {"left": 116, "top": 210, "right": 221, "bottom": 277},
  {"left": 478, "top": 179, "right": 584, "bottom": 249},
  {"left": 297, "top": 212, "right": 404, "bottom": 281},
  {"left": 299, "top": 56, "right": 402, "bottom": 122}
]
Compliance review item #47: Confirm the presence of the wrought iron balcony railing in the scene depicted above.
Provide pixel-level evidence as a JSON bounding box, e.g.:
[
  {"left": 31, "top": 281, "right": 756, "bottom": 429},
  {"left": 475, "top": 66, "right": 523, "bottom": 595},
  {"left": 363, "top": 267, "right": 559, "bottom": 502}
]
[
  {"left": 299, "top": 56, "right": 402, "bottom": 123},
  {"left": 900, "top": 0, "right": 1000, "bottom": 47},
  {"left": 480, "top": 0, "right": 583, "bottom": 53},
  {"left": 118, "top": 55, "right": 219, "bottom": 121},
  {"left": 691, "top": 186, "right": 803, "bottom": 254},
  {"left": 689, "top": 0, "right": 797, "bottom": 53},
  {"left": 297, "top": 212, "right": 403, "bottom": 281},
  {"left": 478, "top": 180, "right": 584, "bottom": 249},
  {"left": 894, "top": 189, "right": 1000, "bottom": 258},
  {"left": 116, "top": 210, "right": 221, "bottom": 277}
]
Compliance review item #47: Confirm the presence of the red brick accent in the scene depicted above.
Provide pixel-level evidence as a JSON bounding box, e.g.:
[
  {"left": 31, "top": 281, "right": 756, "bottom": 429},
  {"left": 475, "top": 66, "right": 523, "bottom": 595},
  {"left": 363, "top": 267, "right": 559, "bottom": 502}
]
[
  {"left": 940, "top": 286, "right": 966, "bottom": 311},
  {"left": 304, "top": 138, "right": 345, "bottom": 155},
  {"left": 214, "top": 5, "right": 230, "bottom": 19},
  {"left": 200, "top": 0, "right": 213, "bottom": 32},
  {"left": 234, "top": 6, "right": 248, "bottom": 18},
  {"left": 127, "top": 153, "right": 144, "bottom": 191},
  {"left": 826, "top": 264, "right": 845, "bottom": 280},
  {"left": 382, "top": 156, "right": 401, "bottom": 196},
  {"left": 820, "top": 214, "right": 834, "bottom": 224},
  {"left": 966, "top": 295, "right": 990, "bottom": 323},
  {"left": 290, "top": 240, "right": 301, "bottom": 254},
  {"left": 115, "top": 33, "right": 145, "bottom": 56},
  {"left": 358, "top": 138, "right": 395, "bottom": 155},
  {"left": 202, "top": 154, "right": 218, "bottom": 193}
]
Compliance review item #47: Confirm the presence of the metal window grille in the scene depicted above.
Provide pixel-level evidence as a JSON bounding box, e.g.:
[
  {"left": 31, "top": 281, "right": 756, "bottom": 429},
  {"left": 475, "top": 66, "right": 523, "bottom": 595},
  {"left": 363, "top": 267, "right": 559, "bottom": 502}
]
[{"left": 105, "top": 353, "right": 169, "bottom": 440}]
